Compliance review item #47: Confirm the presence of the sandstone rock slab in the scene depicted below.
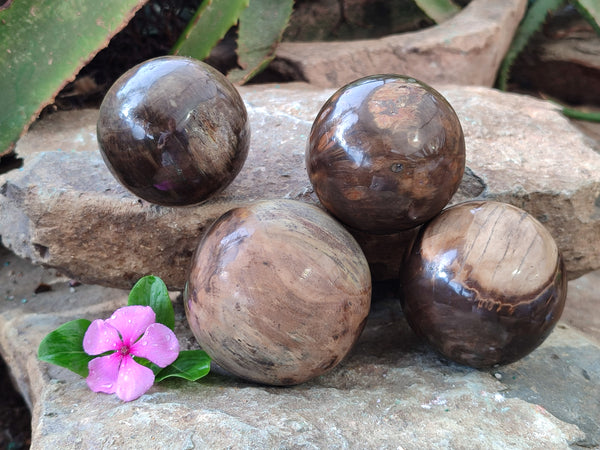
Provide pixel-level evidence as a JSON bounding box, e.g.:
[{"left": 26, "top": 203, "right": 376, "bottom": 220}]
[
  {"left": 1, "top": 83, "right": 599, "bottom": 290},
  {"left": 273, "top": 0, "right": 527, "bottom": 88},
  {"left": 0, "top": 85, "right": 323, "bottom": 290},
  {"left": 561, "top": 269, "right": 600, "bottom": 344},
  {"left": 1, "top": 246, "right": 598, "bottom": 448},
  {"left": 444, "top": 86, "right": 600, "bottom": 280}
]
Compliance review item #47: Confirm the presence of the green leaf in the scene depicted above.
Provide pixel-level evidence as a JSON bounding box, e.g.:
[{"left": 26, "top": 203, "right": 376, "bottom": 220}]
[
  {"left": 172, "top": 0, "right": 249, "bottom": 60},
  {"left": 544, "top": 95, "right": 600, "bottom": 122},
  {"left": 497, "top": 0, "right": 567, "bottom": 90},
  {"left": 227, "top": 0, "right": 294, "bottom": 84},
  {"left": 38, "top": 319, "right": 93, "bottom": 377},
  {"left": 414, "top": 0, "right": 460, "bottom": 24},
  {"left": 134, "top": 356, "right": 161, "bottom": 375},
  {"left": 560, "top": 106, "right": 600, "bottom": 122},
  {"left": 155, "top": 350, "right": 211, "bottom": 382},
  {"left": 0, "top": 0, "right": 147, "bottom": 156},
  {"left": 575, "top": 0, "right": 600, "bottom": 35},
  {"left": 128, "top": 275, "right": 175, "bottom": 330}
]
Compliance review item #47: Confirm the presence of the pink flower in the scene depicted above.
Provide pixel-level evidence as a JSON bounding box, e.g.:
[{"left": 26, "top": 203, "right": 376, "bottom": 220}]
[{"left": 83, "top": 305, "right": 179, "bottom": 401}]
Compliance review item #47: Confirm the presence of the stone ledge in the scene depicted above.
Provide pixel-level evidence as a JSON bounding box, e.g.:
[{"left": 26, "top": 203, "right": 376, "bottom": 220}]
[
  {"left": 274, "top": 0, "right": 527, "bottom": 88},
  {"left": 1, "top": 83, "right": 599, "bottom": 290},
  {"left": 1, "top": 245, "right": 598, "bottom": 448}
]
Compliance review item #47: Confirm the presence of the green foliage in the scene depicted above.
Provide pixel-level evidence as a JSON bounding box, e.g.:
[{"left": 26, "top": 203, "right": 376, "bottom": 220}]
[
  {"left": 38, "top": 319, "right": 93, "bottom": 377},
  {"left": 0, "top": 0, "right": 147, "bottom": 156},
  {"left": 128, "top": 275, "right": 175, "bottom": 330},
  {"left": 497, "top": 0, "right": 600, "bottom": 91},
  {"left": 497, "top": 0, "right": 600, "bottom": 121},
  {"left": 575, "top": 0, "right": 600, "bottom": 34},
  {"left": 227, "top": 0, "right": 294, "bottom": 84},
  {"left": 172, "top": 0, "right": 250, "bottom": 61},
  {"left": 498, "top": 0, "right": 567, "bottom": 91},
  {"left": 155, "top": 350, "right": 212, "bottom": 382},
  {"left": 172, "top": 0, "right": 293, "bottom": 85},
  {"left": 414, "top": 0, "right": 460, "bottom": 23},
  {"left": 559, "top": 106, "right": 600, "bottom": 122}
]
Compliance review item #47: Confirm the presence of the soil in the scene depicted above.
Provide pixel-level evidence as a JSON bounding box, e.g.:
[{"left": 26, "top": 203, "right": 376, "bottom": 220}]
[{"left": 0, "top": 356, "right": 31, "bottom": 450}]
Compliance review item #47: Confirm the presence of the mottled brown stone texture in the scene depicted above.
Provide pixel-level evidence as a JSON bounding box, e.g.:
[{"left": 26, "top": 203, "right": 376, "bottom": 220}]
[
  {"left": 185, "top": 200, "right": 371, "bottom": 385},
  {"left": 306, "top": 75, "right": 465, "bottom": 233},
  {"left": 401, "top": 201, "right": 567, "bottom": 368},
  {"left": 97, "top": 56, "right": 250, "bottom": 206}
]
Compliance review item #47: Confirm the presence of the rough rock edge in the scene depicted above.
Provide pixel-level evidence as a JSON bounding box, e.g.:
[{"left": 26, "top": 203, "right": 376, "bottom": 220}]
[
  {"left": 274, "top": 0, "right": 527, "bottom": 88},
  {"left": 1, "top": 84, "right": 599, "bottom": 290}
]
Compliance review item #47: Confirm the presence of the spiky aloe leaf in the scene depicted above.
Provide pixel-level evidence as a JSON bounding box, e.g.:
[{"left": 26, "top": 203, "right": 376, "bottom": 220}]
[
  {"left": 497, "top": 0, "right": 567, "bottom": 90},
  {"left": 171, "top": 0, "right": 249, "bottom": 60},
  {"left": 0, "top": 0, "right": 147, "bottom": 157},
  {"left": 227, "top": 0, "right": 294, "bottom": 84}
]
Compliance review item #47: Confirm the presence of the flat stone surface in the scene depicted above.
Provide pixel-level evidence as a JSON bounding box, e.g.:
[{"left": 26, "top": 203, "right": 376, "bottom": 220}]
[
  {"left": 1, "top": 245, "right": 599, "bottom": 448},
  {"left": 274, "top": 0, "right": 527, "bottom": 88},
  {"left": 1, "top": 83, "right": 599, "bottom": 290}
]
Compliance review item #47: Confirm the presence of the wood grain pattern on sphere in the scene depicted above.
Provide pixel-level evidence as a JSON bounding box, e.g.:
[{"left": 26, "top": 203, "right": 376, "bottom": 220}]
[
  {"left": 97, "top": 56, "right": 250, "bottom": 206},
  {"left": 306, "top": 75, "right": 465, "bottom": 233},
  {"left": 400, "top": 201, "right": 567, "bottom": 368},
  {"left": 184, "top": 200, "right": 372, "bottom": 385}
]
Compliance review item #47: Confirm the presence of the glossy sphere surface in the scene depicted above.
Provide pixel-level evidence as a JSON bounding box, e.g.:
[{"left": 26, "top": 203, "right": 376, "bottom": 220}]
[
  {"left": 97, "top": 56, "right": 250, "bottom": 206},
  {"left": 306, "top": 75, "right": 465, "bottom": 233},
  {"left": 400, "top": 201, "right": 567, "bottom": 368},
  {"left": 184, "top": 199, "right": 372, "bottom": 385}
]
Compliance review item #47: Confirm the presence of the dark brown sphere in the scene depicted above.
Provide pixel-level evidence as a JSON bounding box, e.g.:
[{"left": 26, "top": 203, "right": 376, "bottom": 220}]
[
  {"left": 97, "top": 56, "right": 250, "bottom": 206},
  {"left": 400, "top": 201, "right": 567, "bottom": 368},
  {"left": 184, "top": 199, "right": 372, "bottom": 385},
  {"left": 306, "top": 75, "right": 465, "bottom": 234}
]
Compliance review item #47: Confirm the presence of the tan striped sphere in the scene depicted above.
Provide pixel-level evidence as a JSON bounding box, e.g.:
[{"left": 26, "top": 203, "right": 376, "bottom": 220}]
[{"left": 184, "top": 199, "right": 372, "bottom": 385}]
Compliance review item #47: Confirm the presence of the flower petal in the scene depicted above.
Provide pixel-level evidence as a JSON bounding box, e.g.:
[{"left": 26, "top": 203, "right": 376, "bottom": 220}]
[
  {"left": 105, "top": 305, "right": 156, "bottom": 346},
  {"left": 115, "top": 355, "right": 155, "bottom": 402},
  {"left": 86, "top": 353, "right": 122, "bottom": 394},
  {"left": 83, "top": 319, "right": 122, "bottom": 355},
  {"left": 130, "top": 323, "right": 180, "bottom": 368}
]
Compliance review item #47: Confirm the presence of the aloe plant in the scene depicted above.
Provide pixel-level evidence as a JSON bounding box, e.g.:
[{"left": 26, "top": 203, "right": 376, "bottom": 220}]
[
  {"left": 227, "top": 0, "right": 294, "bottom": 84},
  {"left": 497, "top": 0, "right": 600, "bottom": 121},
  {"left": 0, "top": 0, "right": 294, "bottom": 157},
  {"left": 497, "top": 0, "right": 568, "bottom": 91},
  {"left": 172, "top": 0, "right": 250, "bottom": 61},
  {"left": 0, "top": 0, "right": 147, "bottom": 157},
  {"left": 576, "top": 0, "right": 600, "bottom": 34},
  {"left": 172, "top": 0, "right": 294, "bottom": 85}
]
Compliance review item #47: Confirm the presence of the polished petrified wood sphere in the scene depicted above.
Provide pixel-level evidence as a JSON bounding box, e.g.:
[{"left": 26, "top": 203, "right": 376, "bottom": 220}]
[
  {"left": 184, "top": 199, "right": 372, "bottom": 385},
  {"left": 400, "top": 201, "right": 567, "bottom": 368},
  {"left": 97, "top": 56, "right": 250, "bottom": 206},
  {"left": 306, "top": 75, "right": 465, "bottom": 233}
]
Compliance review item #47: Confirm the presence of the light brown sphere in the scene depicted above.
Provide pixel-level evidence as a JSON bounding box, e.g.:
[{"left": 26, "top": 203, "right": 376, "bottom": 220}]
[{"left": 184, "top": 200, "right": 372, "bottom": 385}]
